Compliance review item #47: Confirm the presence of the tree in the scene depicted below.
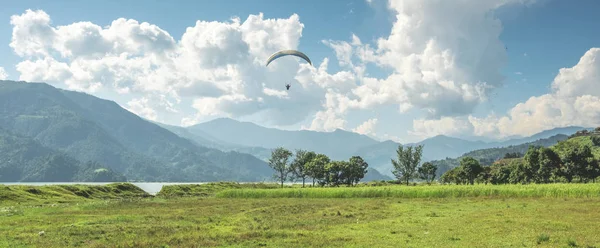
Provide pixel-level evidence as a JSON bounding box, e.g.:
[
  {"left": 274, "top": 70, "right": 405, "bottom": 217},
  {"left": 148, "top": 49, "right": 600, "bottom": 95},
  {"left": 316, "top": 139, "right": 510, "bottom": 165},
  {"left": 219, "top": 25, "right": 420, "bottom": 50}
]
[
  {"left": 391, "top": 144, "right": 424, "bottom": 185},
  {"left": 306, "top": 153, "right": 330, "bottom": 187},
  {"left": 347, "top": 156, "right": 369, "bottom": 186},
  {"left": 558, "top": 144, "right": 596, "bottom": 183},
  {"left": 268, "top": 147, "right": 293, "bottom": 188},
  {"left": 524, "top": 146, "right": 541, "bottom": 183},
  {"left": 325, "top": 161, "right": 348, "bottom": 187},
  {"left": 459, "top": 156, "right": 483, "bottom": 185},
  {"left": 476, "top": 166, "right": 492, "bottom": 185},
  {"left": 290, "top": 150, "right": 316, "bottom": 188},
  {"left": 504, "top": 152, "right": 523, "bottom": 159},
  {"left": 489, "top": 164, "right": 511, "bottom": 185},
  {"left": 508, "top": 159, "right": 527, "bottom": 184},
  {"left": 440, "top": 167, "right": 465, "bottom": 185},
  {"left": 417, "top": 162, "right": 437, "bottom": 184},
  {"left": 538, "top": 147, "right": 561, "bottom": 183}
]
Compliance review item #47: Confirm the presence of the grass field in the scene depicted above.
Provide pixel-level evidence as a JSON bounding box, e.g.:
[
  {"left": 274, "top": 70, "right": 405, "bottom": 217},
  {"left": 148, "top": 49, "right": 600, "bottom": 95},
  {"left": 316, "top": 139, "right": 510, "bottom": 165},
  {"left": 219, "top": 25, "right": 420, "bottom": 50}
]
[
  {"left": 216, "top": 183, "right": 600, "bottom": 199},
  {"left": 2, "top": 183, "right": 600, "bottom": 247}
]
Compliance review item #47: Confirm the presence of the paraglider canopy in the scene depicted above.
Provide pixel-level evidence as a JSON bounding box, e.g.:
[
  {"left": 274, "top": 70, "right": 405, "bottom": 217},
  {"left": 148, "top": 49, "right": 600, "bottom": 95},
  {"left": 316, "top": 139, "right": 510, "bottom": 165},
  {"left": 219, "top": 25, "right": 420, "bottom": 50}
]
[{"left": 265, "top": 50, "right": 312, "bottom": 67}]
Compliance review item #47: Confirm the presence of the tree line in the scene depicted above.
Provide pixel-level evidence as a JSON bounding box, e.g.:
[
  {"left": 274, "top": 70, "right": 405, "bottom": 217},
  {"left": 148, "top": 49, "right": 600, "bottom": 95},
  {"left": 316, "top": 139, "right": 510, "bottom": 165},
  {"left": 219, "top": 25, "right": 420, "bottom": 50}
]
[
  {"left": 440, "top": 144, "right": 600, "bottom": 185},
  {"left": 267, "top": 147, "right": 369, "bottom": 187},
  {"left": 267, "top": 134, "right": 600, "bottom": 186},
  {"left": 267, "top": 144, "right": 438, "bottom": 187}
]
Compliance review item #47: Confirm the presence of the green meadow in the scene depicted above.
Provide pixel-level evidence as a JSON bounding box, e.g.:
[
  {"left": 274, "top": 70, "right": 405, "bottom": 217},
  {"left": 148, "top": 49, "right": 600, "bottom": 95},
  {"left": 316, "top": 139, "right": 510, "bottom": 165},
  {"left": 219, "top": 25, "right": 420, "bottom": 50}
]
[{"left": 2, "top": 183, "right": 600, "bottom": 247}]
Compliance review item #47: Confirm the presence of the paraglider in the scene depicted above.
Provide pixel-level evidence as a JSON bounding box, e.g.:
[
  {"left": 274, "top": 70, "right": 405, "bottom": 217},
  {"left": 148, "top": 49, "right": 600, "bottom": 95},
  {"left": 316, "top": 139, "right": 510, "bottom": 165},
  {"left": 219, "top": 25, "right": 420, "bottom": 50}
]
[
  {"left": 265, "top": 50, "right": 312, "bottom": 91},
  {"left": 265, "top": 50, "right": 312, "bottom": 67}
]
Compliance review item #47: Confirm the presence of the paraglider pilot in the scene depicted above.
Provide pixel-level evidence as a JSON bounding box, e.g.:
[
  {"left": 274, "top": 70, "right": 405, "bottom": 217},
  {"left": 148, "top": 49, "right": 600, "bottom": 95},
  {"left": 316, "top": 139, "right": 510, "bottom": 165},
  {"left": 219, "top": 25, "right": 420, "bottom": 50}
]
[{"left": 285, "top": 84, "right": 291, "bottom": 90}]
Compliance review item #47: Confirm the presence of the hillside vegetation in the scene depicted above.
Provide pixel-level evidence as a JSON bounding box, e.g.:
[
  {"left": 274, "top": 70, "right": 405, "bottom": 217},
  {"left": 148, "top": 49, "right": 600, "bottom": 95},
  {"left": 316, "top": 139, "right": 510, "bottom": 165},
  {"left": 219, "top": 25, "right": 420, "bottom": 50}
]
[
  {"left": 0, "top": 81, "right": 272, "bottom": 182},
  {"left": 430, "top": 134, "right": 569, "bottom": 177},
  {"left": 0, "top": 183, "right": 149, "bottom": 206},
  {"left": 0, "top": 128, "right": 125, "bottom": 182},
  {"left": 440, "top": 131, "right": 600, "bottom": 185}
]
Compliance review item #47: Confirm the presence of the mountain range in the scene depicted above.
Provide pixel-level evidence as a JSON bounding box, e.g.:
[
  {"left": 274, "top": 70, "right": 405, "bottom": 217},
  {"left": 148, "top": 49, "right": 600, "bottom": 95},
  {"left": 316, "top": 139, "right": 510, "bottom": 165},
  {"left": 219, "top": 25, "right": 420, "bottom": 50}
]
[
  {"left": 0, "top": 80, "right": 590, "bottom": 182},
  {"left": 180, "top": 117, "right": 586, "bottom": 177},
  {"left": 0, "top": 81, "right": 272, "bottom": 182}
]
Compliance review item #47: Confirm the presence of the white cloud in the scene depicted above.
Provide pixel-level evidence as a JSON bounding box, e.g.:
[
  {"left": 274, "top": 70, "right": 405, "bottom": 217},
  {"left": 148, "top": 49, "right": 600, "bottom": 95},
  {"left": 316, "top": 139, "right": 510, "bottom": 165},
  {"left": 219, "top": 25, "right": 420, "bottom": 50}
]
[
  {"left": 322, "top": 39, "right": 353, "bottom": 67},
  {"left": 308, "top": 0, "right": 533, "bottom": 128},
  {"left": 0, "top": 67, "right": 8, "bottom": 80},
  {"left": 9, "top": 9, "right": 343, "bottom": 128},
  {"left": 126, "top": 97, "right": 158, "bottom": 121},
  {"left": 412, "top": 47, "right": 600, "bottom": 139},
  {"left": 410, "top": 116, "right": 474, "bottom": 139},
  {"left": 8, "top": 2, "right": 549, "bottom": 139},
  {"left": 352, "top": 118, "right": 378, "bottom": 136}
]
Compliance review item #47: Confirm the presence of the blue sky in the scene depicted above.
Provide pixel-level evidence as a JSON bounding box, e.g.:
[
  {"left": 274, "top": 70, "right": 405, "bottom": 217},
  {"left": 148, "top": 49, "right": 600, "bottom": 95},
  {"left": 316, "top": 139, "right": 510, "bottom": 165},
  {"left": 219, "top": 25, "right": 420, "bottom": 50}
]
[{"left": 1, "top": 0, "right": 599, "bottom": 143}]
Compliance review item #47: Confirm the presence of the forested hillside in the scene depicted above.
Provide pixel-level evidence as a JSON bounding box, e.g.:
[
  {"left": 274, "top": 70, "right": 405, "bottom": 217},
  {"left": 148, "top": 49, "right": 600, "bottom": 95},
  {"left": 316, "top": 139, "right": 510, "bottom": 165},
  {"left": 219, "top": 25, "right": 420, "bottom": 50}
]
[
  {"left": 0, "top": 81, "right": 272, "bottom": 182},
  {"left": 0, "top": 127, "right": 125, "bottom": 182},
  {"left": 440, "top": 130, "right": 600, "bottom": 185},
  {"left": 430, "top": 134, "right": 569, "bottom": 177}
]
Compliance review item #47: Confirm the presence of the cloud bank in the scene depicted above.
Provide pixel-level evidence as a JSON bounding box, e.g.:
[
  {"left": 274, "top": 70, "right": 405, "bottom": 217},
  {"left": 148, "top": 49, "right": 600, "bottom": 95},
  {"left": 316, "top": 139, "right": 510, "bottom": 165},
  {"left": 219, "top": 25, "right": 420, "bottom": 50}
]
[{"left": 8, "top": 0, "right": 598, "bottom": 141}]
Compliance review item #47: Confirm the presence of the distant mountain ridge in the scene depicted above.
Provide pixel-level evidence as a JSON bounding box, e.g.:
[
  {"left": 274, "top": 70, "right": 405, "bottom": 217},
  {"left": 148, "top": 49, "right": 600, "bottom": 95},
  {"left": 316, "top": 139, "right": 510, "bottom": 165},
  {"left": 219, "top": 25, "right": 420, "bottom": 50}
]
[
  {"left": 179, "top": 117, "right": 588, "bottom": 178},
  {"left": 188, "top": 118, "right": 380, "bottom": 160},
  {"left": 0, "top": 80, "right": 587, "bottom": 183},
  {"left": 0, "top": 81, "right": 273, "bottom": 182}
]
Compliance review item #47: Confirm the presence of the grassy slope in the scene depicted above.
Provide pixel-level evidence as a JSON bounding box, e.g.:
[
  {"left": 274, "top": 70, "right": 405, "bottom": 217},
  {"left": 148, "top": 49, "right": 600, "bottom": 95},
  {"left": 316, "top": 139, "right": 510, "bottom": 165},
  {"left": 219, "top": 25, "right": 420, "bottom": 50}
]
[
  {"left": 0, "top": 183, "right": 149, "bottom": 206},
  {"left": 2, "top": 183, "right": 600, "bottom": 247},
  {"left": 156, "top": 182, "right": 284, "bottom": 197},
  {"left": 216, "top": 183, "right": 600, "bottom": 199},
  {"left": 1, "top": 197, "right": 599, "bottom": 247},
  {"left": 552, "top": 135, "right": 600, "bottom": 158}
]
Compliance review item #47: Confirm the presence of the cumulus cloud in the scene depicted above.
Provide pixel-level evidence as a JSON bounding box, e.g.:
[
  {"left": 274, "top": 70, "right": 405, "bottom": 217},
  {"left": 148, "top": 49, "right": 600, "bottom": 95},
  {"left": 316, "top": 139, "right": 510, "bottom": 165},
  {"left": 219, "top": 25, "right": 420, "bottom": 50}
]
[
  {"left": 9, "top": 9, "right": 343, "bottom": 128},
  {"left": 320, "top": 0, "right": 528, "bottom": 120},
  {"left": 126, "top": 97, "right": 159, "bottom": 121},
  {"left": 412, "top": 47, "right": 600, "bottom": 139},
  {"left": 0, "top": 67, "right": 8, "bottom": 80},
  {"left": 353, "top": 118, "right": 378, "bottom": 136},
  {"left": 9, "top": 1, "right": 555, "bottom": 139}
]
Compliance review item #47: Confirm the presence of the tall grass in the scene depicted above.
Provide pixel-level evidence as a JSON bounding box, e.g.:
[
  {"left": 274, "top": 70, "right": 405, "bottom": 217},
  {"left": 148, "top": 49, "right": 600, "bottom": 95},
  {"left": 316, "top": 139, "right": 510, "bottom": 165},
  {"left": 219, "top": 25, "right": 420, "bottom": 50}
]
[{"left": 215, "top": 183, "right": 600, "bottom": 199}]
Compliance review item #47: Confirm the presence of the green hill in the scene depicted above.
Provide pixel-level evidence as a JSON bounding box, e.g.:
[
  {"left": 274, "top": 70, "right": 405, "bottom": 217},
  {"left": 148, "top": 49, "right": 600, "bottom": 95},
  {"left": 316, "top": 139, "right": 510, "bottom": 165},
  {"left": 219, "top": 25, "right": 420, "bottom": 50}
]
[
  {"left": 552, "top": 132, "right": 600, "bottom": 158},
  {"left": 0, "top": 127, "right": 125, "bottom": 182},
  {"left": 0, "top": 81, "right": 272, "bottom": 182},
  {"left": 430, "top": 134, "right": 570, "bottom": 177}
]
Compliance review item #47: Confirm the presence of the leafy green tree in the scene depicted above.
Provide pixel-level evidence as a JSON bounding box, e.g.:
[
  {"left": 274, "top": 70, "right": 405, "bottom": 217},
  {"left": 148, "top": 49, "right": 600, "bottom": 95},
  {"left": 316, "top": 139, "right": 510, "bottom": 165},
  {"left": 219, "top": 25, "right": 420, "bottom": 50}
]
[
  {"left": 417, "top": 162, "right": 437, "bottom": 184},
  {"left": 439, "top": 168, "right": 455, "bottom": 185},
  {"left": 489, "top": 164, "right": 511, "bottom": 185},
  {"left": 459, "top": 156, "right": 483, "bottom": 185},
  {"left": 476, "top": 166, "right": 492, "bottom": 185},
  {"left": 524, "top": 146, "right": 542, "bottom": 183},
  {"left": 268, "top": 147, "right": 293, "bottom": 188},
  {"left": 325, "top": 161, "right": 348, "bottom": 187},
  {"left": 391, "top": 144, "right": 424, "bottom": 185},
  {"left": 440, "top": 167, "right": 465, "bottom": 185},
  {"left": 508, "top": 160, "right": 527, "bottom": 184},
  {"left": 558, "top": 144, "right": 596, "bottom": 183},
  {"left": 538, "top": 147, "right": 561, "bottom": 183},
  {"left": 306, "top": 153, "right": 330, "bottom": 187},
  {"left": 572, "top": 145, "right": 600, "bottom": 183},
  {"left": 290, "top": 150, "right": 316, "bottom": 187},
  {"left": 504, "top": 152, "right": 523, "bottom": 159},
  {"left": 347, "top": 156, "right": 369, "bottom": 186}
]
